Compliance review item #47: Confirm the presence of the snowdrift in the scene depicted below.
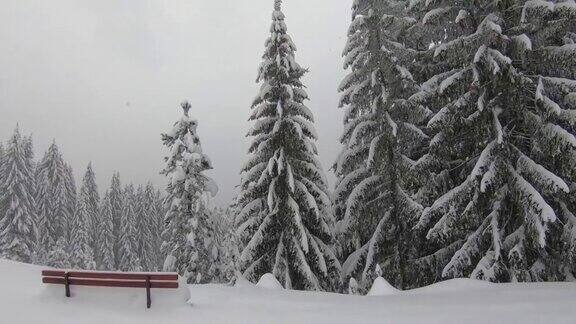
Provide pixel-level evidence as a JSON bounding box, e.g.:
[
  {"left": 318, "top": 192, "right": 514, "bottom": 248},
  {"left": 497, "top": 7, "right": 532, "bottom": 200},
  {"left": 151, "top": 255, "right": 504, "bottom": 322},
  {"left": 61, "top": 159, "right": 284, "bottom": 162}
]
[
  {"left": 1, "top": 259, "right": 576, "bottom": 324},
  {"left": 367, "top": 276, "right": 399, "bottom": 296},
  {"left": 256, "top": 273, "right": 284, "bottom": 289}
]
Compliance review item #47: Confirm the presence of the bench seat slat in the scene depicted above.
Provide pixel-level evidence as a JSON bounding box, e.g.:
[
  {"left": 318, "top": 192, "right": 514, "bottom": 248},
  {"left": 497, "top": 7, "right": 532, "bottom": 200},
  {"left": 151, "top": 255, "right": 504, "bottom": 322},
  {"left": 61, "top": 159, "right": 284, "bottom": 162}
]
[
  {"left": 41, "top": 270, "right": 178, "bottom": 281},
  {"left": 42, "top": 277, "right": 178, "bottom": 289}
]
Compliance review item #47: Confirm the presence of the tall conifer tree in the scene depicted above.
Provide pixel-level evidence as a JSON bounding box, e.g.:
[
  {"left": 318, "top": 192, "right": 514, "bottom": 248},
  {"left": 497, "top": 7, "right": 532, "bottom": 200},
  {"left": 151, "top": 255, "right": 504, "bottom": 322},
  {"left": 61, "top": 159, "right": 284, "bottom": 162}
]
[
  {"left": 134, "top": 185, "right": 153, "bottom": 271},
  {"left": 0, "top": 127, "right": 37, "bottom": 263},
  {"left": 105, "top": 172, "right": 124, "bottom": 269},
  {"left": 141, "top": 183, "right": 162, "bottom": 271},
  {"left": 118, "top": 184, "right": 140, "bottom": 271},
  {"left": 334, "top": 0, "right": 429, "bottom": 290},
  {"left": 99, "top": 191, "right": 115, "bottom": 270},
  {"left": 235, "top": 0, "right": 340, "bottom": 291},
  {"left": 35, "top": 142, "right": 70, "bottom": 264},
  {"left": 77, "top": 163, "right": 101, "bottom": 267},
  {"left": 63, "top": 163, "right": 77, "bottom": 244},
  {"left": 69, "top": 164, "right": 98, "bottom": 270},
  {"left": 161, "top": 102, "right": 218, "bottom": 283}
]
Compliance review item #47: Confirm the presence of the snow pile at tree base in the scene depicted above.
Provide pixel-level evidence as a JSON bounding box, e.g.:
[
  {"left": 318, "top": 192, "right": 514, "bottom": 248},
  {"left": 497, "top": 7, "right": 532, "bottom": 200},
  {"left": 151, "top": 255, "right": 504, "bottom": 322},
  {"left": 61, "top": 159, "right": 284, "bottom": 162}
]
[
  {"left": 256, "top": 273, "right": 284, "bottom": 289},
  {"left": 2, "top": 259, "right": 576, "bottom": 324},
  {"left": 367, "top": 277, "right": 399, "bottom": 296}
]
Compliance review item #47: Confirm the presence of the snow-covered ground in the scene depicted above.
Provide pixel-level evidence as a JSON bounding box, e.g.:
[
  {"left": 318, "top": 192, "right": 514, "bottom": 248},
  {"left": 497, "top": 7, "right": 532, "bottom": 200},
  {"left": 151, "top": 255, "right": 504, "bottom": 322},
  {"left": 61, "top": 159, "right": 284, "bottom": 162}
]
[{"left": 2, "top": 259, "right": 576, "bottom": 324}]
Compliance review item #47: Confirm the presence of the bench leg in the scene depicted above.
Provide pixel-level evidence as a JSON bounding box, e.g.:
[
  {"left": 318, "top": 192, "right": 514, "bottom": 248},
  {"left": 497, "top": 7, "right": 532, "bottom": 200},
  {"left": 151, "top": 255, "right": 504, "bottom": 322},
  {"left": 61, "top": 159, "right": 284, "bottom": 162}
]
[
  {"left": 64, "top": 272, "right": 71, "bottom": 298},
  {"left": 146, "top": 276, "right": 151, "bottom": 309}
]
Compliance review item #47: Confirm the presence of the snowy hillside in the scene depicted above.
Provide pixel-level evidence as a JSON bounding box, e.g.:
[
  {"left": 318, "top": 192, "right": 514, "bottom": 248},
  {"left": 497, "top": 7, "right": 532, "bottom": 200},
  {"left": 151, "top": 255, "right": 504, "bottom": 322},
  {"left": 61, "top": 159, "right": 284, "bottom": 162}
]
[{"left": 2, "top": 260, "right": 576, "bottom": 324}]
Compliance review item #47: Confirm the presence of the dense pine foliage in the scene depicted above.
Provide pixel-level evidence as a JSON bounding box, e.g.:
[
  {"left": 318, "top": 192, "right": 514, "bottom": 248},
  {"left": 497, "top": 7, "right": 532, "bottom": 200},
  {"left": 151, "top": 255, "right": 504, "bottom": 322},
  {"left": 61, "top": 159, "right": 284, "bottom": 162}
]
[
  {"left": 35, "top": 142, "right": 73, "bottom": 265},
  {"left": 407, "top": 0, "right": 576, "bottom": 283},
  {"left": 332, "top": 0, "right": 575, "bottom": 289},
  {"left": 335, "top": 0, "right": 430, "bottom": 291},
  {"left": 0, "top": 128, "right": 37, "bottom": 263},
  {"left": 0, "top": 128, "right": 166, "bottom": 272},
  {"left": 235, "top": 0, "right": 340, "bottom": 291},
  {"left": 160, "top": 102, "right": 219, "bottom": 284}
]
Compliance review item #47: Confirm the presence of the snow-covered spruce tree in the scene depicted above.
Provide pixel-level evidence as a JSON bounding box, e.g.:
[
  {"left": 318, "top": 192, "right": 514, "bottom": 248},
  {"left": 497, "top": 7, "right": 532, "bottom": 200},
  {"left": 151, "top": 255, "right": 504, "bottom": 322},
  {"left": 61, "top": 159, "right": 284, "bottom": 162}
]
[
  {"left": 98, "top": 191, "right": 115, "bottom": 270},
  {"left": 0, "top": 127, "right": 37, "bottom": 263},
  {"left": 35, "top": 141, "right": 71, "bottom": 265},
  {"left": 161, "top": 101, "right": 218, "bottom": 283},
  {"left": 76, "top": 163, "right": 101, "bottom": 267},
  {"left": 134, "top": 185, "right": 154, "bottom": 271},
  {"left": 63, "top": 163, "right": 77, "bottom": 243},
  {"left": 140, "top": 183, "right": 164, "bottom": 271},
  {"left": 118, "top": 184, "right": 141, "bottom": 271},
  {"left": 334, "top": 0, "right": 429, "bottom": 290},
  {"left": 235, "top": 0, "right": 339, "bottom": 291},
  {"left": 152, "top": 188, "right": 166, "bottom": 270},
  {"left": 69, "top": 168, "right": 97, "bottom": 270},
  {"left": 412, "top": 0, "right": 576, "bottom": 282},
  {"left": 105, "top": 172, "right": 124, "bottom": 269}
]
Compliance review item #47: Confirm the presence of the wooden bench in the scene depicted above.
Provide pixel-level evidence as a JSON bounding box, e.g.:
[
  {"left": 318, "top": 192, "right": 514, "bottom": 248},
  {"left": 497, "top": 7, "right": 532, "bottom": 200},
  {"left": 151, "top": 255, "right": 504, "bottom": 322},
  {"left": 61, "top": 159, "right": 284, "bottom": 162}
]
[{"left": 42, "top": 270, "right": 179, "bottom": 308}]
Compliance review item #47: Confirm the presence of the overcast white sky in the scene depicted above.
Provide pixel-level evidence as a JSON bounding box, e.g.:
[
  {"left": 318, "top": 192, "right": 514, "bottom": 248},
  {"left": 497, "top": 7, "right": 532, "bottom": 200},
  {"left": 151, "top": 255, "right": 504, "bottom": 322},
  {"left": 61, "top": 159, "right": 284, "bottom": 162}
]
[{"left": 0, "top": 0, "right": 350, "bottom": 205}]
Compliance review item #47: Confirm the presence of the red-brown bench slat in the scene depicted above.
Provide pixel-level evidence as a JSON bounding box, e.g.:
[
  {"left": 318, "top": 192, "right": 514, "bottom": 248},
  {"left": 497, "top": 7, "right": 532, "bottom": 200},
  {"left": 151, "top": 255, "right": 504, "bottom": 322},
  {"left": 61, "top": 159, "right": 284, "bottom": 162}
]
[
  {"left": 41, "top": 270, "right": 178, "bottom": 281},
  {"left": 42, "top": 276, "right": 179, "bottom": 289}
]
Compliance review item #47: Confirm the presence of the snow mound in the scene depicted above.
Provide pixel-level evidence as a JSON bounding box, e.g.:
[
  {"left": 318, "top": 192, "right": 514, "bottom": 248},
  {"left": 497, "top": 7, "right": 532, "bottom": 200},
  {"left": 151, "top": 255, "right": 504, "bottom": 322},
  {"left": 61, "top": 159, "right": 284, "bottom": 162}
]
[
  {"left": 409, "top": 278, "right": 494, "bottom": 294},
  {"left": 256, "top": 273, "right": 284, "bottom": 290},
  {"left": 367, "top": 277, "right": 399, "bottom": 296}
]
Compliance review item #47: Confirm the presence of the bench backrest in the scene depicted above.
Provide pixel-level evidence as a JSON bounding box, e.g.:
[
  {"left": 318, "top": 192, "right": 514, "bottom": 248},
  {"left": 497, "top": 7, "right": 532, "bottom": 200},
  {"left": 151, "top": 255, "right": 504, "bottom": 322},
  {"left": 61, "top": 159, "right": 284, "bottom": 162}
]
[{"left": 41, "top": 270, "right": 179, "bottom": 289}]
